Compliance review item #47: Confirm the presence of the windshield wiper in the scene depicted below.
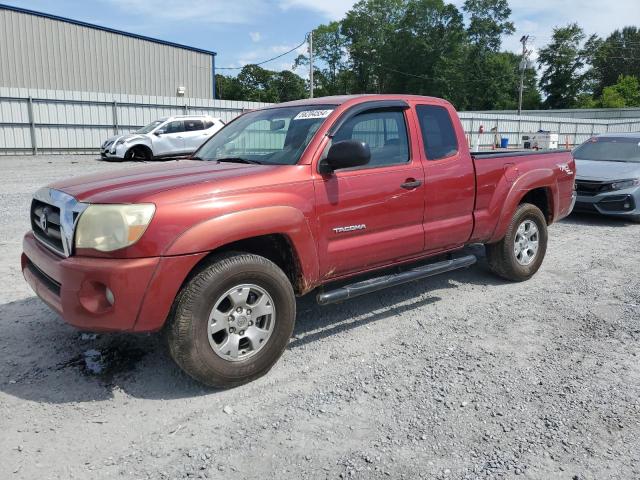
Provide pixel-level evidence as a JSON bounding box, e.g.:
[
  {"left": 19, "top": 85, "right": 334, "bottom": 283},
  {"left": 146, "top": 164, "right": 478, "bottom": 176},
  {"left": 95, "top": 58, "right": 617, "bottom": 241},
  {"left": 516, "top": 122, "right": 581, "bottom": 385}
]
[{"left": 215, "top": 157, "right": 263, "bottom": 165}]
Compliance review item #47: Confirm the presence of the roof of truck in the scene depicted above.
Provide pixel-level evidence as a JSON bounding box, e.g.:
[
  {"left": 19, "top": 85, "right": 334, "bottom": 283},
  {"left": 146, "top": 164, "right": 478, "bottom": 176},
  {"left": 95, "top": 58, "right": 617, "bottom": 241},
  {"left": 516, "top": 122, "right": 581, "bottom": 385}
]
[{"left": 271, "top": 94, "right": 449, "bottom": 108}]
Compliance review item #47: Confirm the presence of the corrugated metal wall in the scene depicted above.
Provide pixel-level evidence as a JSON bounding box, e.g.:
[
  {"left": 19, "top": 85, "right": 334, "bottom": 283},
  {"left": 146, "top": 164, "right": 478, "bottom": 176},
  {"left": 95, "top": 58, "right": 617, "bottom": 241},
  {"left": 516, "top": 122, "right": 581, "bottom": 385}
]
[
  {"left": 0, "top": 8, "right": 213, "bottom": 98},
  {"left": 2, "top": 87, "right": 640, "bottom": 154},
  {"left": 0, "top": 87, "right": 270, "bottom": 154},
  {"left": 458, "top": 112, "right": 640, "bottom": 149},
  {"left": 469, "top": 108, "right": 640, "bottom": 120}
]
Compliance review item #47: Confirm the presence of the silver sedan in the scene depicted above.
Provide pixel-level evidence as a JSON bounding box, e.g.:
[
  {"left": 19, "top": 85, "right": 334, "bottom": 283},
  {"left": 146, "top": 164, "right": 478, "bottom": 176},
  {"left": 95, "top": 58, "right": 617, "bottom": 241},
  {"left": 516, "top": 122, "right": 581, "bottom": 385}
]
[{"left": 573, "top": 133, "right": 640, "bottom": 222}]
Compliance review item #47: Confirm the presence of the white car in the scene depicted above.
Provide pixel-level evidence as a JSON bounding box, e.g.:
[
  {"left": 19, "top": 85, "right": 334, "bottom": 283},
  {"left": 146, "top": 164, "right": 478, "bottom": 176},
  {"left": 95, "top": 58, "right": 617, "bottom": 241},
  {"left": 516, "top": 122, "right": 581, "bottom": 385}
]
[{"left": 100, "top": 115, "right": 225, "bottom": 161}]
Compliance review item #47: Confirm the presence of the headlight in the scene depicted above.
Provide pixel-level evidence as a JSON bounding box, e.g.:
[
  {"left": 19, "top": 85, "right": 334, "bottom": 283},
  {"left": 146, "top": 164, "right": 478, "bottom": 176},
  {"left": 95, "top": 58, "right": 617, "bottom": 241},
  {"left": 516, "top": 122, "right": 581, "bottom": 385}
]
[
  {"left": 611, "top": 179, "right": 640, "bottom": 191},
  {"left": 115, "top": 138, "right": 126, "bottom": 146},
  {"left": 75, "top": 204, "right": 155, "bottom": 252}
]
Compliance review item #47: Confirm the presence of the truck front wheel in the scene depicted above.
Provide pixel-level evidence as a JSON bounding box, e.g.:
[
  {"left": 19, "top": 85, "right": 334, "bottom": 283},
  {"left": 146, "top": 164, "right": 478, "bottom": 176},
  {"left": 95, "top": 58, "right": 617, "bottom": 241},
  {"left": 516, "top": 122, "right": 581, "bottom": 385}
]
[
  {"left": 486, "top": 203, "right": 548, "bottom": 282},
  {"left": 166, "top": 252, "right": 296, "bottom": 387}
]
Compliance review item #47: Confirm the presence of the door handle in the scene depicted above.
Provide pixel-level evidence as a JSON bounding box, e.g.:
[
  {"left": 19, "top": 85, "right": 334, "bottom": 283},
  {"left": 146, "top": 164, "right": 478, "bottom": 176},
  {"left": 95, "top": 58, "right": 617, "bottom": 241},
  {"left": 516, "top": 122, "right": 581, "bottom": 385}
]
[{"left": 400, "top": 179, "right": 422, "bottom": 189}]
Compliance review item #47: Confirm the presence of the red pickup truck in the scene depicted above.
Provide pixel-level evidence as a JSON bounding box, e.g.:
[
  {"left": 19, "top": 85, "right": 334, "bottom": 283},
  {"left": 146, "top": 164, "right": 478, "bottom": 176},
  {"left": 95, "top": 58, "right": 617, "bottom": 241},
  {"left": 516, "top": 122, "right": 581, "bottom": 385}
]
[{"left": 22, "top": 95, "right": 576, "bottom": 386}]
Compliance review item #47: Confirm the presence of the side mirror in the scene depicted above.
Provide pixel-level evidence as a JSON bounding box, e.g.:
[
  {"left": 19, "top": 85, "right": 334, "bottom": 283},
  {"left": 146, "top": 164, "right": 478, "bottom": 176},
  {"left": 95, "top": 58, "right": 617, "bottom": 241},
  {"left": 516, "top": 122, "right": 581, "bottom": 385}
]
[
  {"left": 154, "top": 129, "right": 165, "bottom": 136},
  {"left": 320, "top": 140, "right": 371, "bottom": 174}
]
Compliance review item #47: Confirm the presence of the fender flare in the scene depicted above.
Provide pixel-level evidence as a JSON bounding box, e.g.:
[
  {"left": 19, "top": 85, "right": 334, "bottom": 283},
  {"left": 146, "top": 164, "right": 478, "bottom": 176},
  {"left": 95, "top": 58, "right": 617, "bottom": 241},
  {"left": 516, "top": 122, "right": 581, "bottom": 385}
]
[
  {"left": 162, "top": 205, "right": 320, "bottom": 287},
  {"left": 489, "top": 168, "right": 558, "bottom": 244}
]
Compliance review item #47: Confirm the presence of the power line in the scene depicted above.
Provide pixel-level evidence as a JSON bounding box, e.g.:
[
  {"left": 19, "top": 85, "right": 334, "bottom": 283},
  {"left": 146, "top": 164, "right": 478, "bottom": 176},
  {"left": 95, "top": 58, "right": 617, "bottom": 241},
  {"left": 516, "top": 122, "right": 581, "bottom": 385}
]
[{"left": 217, "top": 39, "right": 307, "bottom": 70}]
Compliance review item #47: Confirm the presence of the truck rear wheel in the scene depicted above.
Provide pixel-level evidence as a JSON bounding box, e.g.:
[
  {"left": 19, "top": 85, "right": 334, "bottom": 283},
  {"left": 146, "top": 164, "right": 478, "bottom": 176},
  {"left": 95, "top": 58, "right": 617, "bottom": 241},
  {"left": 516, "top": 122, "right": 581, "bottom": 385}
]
[
  {"left": 486, "top": 203, "right": 548, "bottom": 282},
  {"left": 166, "top": 252, "right": 296, "bottom": 387}
]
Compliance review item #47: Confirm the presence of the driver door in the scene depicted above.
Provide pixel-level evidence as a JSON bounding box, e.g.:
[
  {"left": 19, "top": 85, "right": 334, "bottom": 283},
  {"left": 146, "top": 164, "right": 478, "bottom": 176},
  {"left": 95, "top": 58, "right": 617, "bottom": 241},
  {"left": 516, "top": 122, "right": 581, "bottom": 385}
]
[
  {"left": 314, "top": 107, "right": 426, "bottom": 278},
  {"left": 153, "top": 120, "right": 186, "bottom": 156}
]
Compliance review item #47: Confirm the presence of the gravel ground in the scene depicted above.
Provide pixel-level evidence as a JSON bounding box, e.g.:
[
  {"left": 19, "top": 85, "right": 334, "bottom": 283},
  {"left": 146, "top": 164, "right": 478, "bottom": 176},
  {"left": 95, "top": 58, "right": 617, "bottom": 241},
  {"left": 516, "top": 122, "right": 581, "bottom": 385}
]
[{"left": 1, "top": 155, "right": 639, "bottom": 480}]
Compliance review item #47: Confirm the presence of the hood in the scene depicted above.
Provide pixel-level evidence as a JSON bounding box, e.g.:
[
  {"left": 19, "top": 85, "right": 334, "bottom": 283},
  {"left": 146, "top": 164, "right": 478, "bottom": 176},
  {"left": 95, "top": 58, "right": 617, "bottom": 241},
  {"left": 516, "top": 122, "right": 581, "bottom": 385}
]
[
  {"left": 102, "top": 133, "right": 146, "bottom": 145},
  {"left": 49, "top": 160, "right": 278, "bottom": 203},
  {"left": 575, "top": 159, "right": 640, "bottom": 181}
]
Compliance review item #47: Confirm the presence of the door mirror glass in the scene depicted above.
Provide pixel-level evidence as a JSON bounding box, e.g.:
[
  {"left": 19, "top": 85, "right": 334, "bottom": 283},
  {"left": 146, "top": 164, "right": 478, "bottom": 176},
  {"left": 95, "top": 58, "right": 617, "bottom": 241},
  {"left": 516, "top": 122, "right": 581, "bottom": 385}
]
[
  {"left": 320, "top": 140, "right": 371, "bottom": 174},
  {"left": 154, "top": 129, "right": 165, "bottom": 136}
]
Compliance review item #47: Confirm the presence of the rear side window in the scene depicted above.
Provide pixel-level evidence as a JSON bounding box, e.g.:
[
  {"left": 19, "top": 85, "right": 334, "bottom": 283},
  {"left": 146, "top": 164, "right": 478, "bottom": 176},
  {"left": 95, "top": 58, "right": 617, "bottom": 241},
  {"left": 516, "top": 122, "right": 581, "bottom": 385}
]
[
  {"left": 185, "top": 119, "right": 204, "bottom": 131},
  {"left": 204, "top": 120, "right": 214, "bottom": 129},
  {"left": 416, "top": 105, "right": 458, "bottom": 160}
]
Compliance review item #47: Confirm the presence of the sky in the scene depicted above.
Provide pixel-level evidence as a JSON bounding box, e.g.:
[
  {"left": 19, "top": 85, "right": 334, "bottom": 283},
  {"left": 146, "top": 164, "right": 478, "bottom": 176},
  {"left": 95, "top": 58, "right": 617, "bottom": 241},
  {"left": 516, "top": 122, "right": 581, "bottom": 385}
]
[{"left": 3, "top": 0, "right": 640, "bottom": 77}]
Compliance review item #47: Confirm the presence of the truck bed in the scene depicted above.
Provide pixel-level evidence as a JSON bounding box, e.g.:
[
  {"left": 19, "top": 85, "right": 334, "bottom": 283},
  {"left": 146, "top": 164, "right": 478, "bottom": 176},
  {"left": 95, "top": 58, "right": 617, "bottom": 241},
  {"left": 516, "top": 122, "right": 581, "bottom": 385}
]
[{"left": 471, "top": 149, "right": 571, "bottom": 160}]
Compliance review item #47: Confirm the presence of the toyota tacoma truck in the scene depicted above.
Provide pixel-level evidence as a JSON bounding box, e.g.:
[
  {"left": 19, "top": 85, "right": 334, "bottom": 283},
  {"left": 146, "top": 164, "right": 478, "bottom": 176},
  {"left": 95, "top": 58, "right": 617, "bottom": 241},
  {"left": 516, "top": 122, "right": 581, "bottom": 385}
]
[{"left": 22, "top": 95, "right": 576, "bottom": 387}]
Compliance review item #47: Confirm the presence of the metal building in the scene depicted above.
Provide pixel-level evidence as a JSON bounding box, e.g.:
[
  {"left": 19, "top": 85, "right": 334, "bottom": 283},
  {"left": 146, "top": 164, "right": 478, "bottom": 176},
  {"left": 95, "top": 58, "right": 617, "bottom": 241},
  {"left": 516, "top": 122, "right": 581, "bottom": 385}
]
[{"left": 0, "top": 3, "right": 216, "bottom": 98}]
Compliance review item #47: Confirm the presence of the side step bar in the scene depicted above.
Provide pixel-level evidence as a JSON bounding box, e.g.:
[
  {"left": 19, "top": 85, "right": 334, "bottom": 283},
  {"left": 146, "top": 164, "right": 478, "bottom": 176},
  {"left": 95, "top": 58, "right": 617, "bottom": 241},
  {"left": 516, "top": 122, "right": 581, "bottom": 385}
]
[{"left": 316, "top": 254, "right": 477, "bottom": 305}]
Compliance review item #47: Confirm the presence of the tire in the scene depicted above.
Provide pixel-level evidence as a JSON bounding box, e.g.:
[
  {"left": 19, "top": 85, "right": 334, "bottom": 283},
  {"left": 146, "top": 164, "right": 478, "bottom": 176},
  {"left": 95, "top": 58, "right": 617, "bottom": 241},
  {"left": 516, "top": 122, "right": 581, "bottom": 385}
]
[
  {"left": 166, "top": 252, "right": 296, "bottom": 387},
  {"left": 486, "top": 203, "right": 548, "bottom": 282},
  {"left": 124, "top": 145, "right": 152, "bottom": 161}
]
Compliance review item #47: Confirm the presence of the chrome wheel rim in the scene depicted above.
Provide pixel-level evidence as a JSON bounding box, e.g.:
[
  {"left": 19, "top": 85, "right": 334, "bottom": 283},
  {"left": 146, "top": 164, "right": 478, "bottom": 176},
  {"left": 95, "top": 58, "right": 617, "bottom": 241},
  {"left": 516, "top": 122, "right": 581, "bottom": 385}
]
[
  {"left": 207, "top": 284, "right": 276, "bottom": 362},
  {"left": 514, "top": 219, "right": 539, "bottom": 266}
]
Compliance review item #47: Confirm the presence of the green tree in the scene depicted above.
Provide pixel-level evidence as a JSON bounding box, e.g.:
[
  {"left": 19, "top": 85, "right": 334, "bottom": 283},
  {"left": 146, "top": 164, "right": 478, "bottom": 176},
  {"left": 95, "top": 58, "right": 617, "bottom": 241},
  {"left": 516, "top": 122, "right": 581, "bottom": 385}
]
[
  {"left": 217, "top": 66, "right": 307, "bottom": 103},
  {"left": 294, "top": 21, "right": 350, "bottom": 95},
  {"left": 590, "top": 27, "right": 640, "bottom": 96},
  {"left": 460, "top": 0, "right": 517, "bottom": 110},
  {"left": 215, "top": 74, "right": 244, "bottom": 100},
  {"left": 391, "top": 0, "right": 468, "bottom": 105},
  {"left": 599, "top": 75, "right": 640, "bottom": 108},
  {"left": 270, "top": 70, "right": 308, "bottom": 102},
  {"left": 342, "top": 0, "right": 407, "bottom": 93},
  {"left": 538, "top": 24, "right": 589, "bottom": 108},
  {"left": 463, "top": 0, "right": 514, "bottom": 51}
]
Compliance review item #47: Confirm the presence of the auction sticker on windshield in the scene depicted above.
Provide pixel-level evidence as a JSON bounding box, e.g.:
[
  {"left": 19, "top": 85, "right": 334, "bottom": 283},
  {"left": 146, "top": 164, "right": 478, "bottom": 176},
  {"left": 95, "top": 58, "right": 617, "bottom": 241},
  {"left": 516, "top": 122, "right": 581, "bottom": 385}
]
[{"left": 294, "top": 109, "right": 334, "bottom": 120}]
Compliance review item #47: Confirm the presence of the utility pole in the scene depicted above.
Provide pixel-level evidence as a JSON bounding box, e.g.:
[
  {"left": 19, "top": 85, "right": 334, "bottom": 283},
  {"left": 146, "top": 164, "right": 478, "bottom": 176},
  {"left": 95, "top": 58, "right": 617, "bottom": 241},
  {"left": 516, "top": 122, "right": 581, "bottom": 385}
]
[
  {"left": 308, "top": 30, "right": 314, "bottom": 98},
  {"left": 518, "top": 35, "right": 530, "bottom": 116}
]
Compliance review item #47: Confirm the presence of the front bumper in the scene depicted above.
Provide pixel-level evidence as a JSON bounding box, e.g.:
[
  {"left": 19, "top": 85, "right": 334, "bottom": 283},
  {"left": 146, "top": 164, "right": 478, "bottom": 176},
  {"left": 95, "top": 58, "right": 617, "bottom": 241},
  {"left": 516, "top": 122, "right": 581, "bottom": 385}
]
[
  {"left": 22, "top": 232, "right": 206, "bottom": 332},
  {"left": 100, "top": 148, "right": 124, "bottom": 160},
  {"left": 100, "top": 141, "right": 129, "bottom": 160},
  {"left": 574, "top": 187, "right": 640, "bottom": 219}
]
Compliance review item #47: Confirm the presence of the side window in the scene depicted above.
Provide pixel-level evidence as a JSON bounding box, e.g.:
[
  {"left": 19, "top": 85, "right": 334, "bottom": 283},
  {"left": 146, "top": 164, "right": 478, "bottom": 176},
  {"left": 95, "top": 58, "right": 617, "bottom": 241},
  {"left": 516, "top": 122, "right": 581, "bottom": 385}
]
[
  {"left": 416, "top": 105, "right": 458, "bottom": 160},
  {"left": 203, "top": 120, "right": 214, "bottom": 129},
  {"left": 185, "top": 119, "right": 204, "bottom": 131},
  {"left": 164, "top": 120, "right": 184, "bottom": 134},
  {"left": 333, "top": 109, "right": 409, "bottom": 167}
]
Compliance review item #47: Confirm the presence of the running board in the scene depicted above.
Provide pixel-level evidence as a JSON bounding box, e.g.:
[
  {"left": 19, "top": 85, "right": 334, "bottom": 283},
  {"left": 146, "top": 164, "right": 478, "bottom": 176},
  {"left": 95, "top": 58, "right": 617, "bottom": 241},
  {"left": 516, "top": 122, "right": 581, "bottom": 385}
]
[{"left": 316, "top": 254, "right": 477, "bottom": 305}]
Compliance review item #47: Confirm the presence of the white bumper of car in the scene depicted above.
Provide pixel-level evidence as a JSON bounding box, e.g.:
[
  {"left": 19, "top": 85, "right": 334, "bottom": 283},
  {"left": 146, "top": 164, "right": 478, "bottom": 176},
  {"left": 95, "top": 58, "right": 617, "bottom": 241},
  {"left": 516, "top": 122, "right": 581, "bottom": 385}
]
[{"left": 100, "top": 137, "right": 138, "bottom": 159}]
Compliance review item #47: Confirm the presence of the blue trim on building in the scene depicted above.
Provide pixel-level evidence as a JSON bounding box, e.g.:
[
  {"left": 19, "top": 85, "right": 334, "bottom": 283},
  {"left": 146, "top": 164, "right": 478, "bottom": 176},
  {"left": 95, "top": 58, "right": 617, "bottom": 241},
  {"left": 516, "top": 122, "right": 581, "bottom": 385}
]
[{"left": 0, "top": 3, "right": 217, "bottom": 55}]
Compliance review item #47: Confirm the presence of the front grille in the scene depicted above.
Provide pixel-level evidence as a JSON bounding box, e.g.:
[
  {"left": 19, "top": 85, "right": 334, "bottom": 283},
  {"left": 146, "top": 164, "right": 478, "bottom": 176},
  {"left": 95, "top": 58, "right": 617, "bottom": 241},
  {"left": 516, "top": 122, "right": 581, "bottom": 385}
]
[
  {"left": 575, "top": 180, "right": 614, "bottom": 196},
  {"left": 31, "top": 199, "right": 65, "bottom": 255},
  {"left": 26, "top": 258, "right": 61, "bottom": 296},
  {"left": 573, "top": 201, "right": 599, "bottom": 213}
]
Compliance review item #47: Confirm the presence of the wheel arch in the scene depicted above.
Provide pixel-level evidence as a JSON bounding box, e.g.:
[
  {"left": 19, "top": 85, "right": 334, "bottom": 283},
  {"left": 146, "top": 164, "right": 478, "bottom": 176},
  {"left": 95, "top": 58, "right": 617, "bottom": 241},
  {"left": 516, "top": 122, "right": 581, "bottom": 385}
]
[
  {"left": 163, "top": 206, "right": 320, "bottom": 295},
  {"left": 489, "top": 169, "right": 558, "bottom": 244},
  {"left": 186, "top": 234, "right": 309, "bottom": 295},
  {"left": 125, "top": 143, "right": 153, "bottom": 159}
]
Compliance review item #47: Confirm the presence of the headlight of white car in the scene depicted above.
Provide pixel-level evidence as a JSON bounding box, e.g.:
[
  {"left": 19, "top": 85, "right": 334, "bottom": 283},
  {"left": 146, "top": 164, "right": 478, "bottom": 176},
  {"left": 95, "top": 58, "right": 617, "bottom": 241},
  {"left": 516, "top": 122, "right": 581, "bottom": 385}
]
[
  {"left": 115, "top": 138, "right": 126, "bottom": 146},
  {"left": 75, "top": 204, "right": 156, "bottom": 252}
]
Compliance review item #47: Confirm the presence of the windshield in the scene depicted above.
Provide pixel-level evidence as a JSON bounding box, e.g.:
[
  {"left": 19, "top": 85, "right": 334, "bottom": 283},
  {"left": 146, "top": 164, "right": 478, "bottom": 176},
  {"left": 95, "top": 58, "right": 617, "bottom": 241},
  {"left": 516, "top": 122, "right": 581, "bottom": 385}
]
[
  {"left": 574, "top": 137, "right": 640, "bottom": 163},
  {"left": 194, "top": 105, "right": 336, "bottom": 165},
  {"left": 136, "top": 120, "right": 164, "bottom": 134}
]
